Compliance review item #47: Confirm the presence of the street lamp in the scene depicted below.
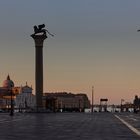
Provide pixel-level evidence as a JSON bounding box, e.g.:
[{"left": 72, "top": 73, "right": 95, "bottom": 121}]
[
  {"left": 91, "top": 86, "right": 94, "bottom": 113},
  {"left": 121, "top": 99, "right": 124, "bottom": 112},
  {"left": 9, "top": 88, "right": 14, "bottom": 116},
  {"left": 79, "top": 99, "right": 81, "bottom": 112}
]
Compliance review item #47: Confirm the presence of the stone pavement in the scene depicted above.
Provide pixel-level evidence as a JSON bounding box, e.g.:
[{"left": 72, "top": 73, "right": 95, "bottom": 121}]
[
  {"left": 0, "top": 112, "right": 139, "bottom": 140},
  {"left": 116, "top": 112, "right": 140, "bottom": 132}
]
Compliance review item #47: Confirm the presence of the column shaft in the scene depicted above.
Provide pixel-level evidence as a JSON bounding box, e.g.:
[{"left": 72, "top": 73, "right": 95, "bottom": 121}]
[{"left": 35, "top": 45, "right": 43, "bottom": 108}]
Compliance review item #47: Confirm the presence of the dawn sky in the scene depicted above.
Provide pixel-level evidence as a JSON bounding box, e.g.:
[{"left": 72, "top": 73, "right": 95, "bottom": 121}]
[{"left": 0, "top": 0, "right": 140, "bottom": 104}]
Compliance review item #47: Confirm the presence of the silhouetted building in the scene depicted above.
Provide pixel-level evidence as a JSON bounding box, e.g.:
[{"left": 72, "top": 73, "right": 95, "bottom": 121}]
[
  {"left": 43, "top": 92, "right": 90, "bottom": 112},
  {"left": 133, "top": 95, "right": 140, "bottom": 113}
]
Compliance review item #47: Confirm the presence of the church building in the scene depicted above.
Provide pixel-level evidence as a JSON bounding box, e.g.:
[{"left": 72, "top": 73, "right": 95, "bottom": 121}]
[{"left": 0, "top": 75, "right": 35, "bottom": 110}]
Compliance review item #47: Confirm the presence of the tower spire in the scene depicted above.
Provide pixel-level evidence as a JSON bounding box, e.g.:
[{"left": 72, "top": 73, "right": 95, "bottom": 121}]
[{"left": 7, "top": 74, "right": 10, "bottom": 80}]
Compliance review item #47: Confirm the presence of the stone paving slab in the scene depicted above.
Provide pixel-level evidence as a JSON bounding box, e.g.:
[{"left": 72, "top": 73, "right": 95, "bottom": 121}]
[
  {"left": 116, "top": 113, "right": 140, "bottom": 132},
  {"left": 0, "top": 113, "right": 139, "bottom": 140}
]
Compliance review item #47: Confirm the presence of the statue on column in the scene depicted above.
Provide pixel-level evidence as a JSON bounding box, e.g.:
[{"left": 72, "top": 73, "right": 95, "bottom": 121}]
[{"left": 32, "top": 24, "right": 54, "bottom": 37}]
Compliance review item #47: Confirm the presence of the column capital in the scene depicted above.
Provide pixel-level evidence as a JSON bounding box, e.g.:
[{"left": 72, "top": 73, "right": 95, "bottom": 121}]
[{"left": 31, "top": 34, "right": 47, "bottom": 46}]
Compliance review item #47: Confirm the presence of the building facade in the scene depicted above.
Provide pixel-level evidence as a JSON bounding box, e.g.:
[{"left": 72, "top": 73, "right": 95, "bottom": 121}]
[
  {"left": 0, "top": 75, "right": 35, "bottom": 110},
  {"left": 15, "top": 83, "right": 36, "bottom": 111},
  {"left": 43, "top": 92, "right": 90, "bottom": 112},
  {"left": 133, "top": 95, "right": 140, "bottom": 113}
]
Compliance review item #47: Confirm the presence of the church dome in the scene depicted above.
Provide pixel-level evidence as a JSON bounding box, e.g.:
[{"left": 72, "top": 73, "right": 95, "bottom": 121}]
[{"left": 3, "top": 75, "right": 14, "bottom": 88}]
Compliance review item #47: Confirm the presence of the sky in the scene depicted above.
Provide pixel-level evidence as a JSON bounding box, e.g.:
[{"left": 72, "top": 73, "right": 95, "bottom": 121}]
[{"left": 0, "top": 0, "right": 140, "bottom": 104}]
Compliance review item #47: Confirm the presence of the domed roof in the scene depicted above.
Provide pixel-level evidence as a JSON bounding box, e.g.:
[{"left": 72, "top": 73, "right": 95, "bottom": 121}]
[{"left": 3, "top": 75, "right": 14, "bottom": 88}]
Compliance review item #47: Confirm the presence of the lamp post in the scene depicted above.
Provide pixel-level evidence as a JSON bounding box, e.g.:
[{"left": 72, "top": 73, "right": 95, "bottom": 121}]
[
  {"left": 121, "top": 99, "right": 124, "bottom": 112},
  {"left": 10, "top": 89, "right": 14, "bottom": 116},
  {"left": 79, "top": 99, "right": 81, "bottom": 112},
  {"left": 91, "top": 86, "right": 94, "bottom": 113}
]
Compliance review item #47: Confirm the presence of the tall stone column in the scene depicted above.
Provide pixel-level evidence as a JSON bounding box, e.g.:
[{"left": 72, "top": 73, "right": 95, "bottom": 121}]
[{"left": 31, "top": 26, "right": 47, "bottom": 110}]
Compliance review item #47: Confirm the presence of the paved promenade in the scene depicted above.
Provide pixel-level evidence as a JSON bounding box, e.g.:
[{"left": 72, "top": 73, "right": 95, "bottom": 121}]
[{"left": 0, "top": 112, "right": 139, "bottom": 140}]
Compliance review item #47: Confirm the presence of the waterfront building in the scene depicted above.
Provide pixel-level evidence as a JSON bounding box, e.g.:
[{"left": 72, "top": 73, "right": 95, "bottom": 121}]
[
  {"left": 133, "top": 95, "right": 140, "bottom": 113},
  {"left": 0, "top": 75, "right": 20, "bottom": 109},
  {"left": 15, "top": 83, "right": 36, "bottom": 110},
  {"left": 0, "top": 75, "right": 35, "bottom": 110},
  {"left": 43, "top": 92, "right": 90, "bottom": 112}
]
